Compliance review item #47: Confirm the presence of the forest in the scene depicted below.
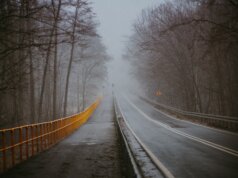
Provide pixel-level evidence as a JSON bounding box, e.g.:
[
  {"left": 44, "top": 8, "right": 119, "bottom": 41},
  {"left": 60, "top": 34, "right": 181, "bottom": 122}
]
[
  {"left": 0, "top": 0, "right": 109, "bottom": 128},
  {"left": 126, "top": 0, "right": 238, "bottom": 117}
]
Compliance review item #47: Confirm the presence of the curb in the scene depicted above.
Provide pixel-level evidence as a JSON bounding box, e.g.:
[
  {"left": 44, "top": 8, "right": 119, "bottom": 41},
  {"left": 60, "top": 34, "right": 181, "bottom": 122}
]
[
  {"left": 113, "top": 94, "right": 167, "bottom": 178},
  {"left": 113, "top": 96, "right": 141, "bottom": 178}
]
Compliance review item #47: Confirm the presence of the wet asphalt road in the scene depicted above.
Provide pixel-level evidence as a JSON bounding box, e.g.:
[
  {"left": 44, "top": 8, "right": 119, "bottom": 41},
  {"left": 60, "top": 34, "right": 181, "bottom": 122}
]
[{"left": 116, "top": 92, "right": 238, "bottom": 178}]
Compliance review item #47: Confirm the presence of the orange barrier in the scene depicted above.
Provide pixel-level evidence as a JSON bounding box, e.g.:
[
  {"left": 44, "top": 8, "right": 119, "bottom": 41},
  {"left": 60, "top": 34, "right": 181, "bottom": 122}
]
[{"left": 0, "top": 98, "right": 101, "bottom": 172}]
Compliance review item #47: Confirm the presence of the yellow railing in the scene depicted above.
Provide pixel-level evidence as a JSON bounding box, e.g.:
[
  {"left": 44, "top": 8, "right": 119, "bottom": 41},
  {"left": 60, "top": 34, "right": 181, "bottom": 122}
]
[{"left": 0, "top": 98, "right": 101, "bottom": 172}]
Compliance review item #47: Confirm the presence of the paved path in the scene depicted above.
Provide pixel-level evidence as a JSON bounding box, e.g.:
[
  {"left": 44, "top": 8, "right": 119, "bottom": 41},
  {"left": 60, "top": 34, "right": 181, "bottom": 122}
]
[{"left": 2, "top": 94, "right": 123, "bottom": 178}]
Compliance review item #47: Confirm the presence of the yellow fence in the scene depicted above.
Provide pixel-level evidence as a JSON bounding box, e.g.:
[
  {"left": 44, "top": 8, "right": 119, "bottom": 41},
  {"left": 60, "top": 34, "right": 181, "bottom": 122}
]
[{"left": 0, "top": 98, "right": 101, "bottom": 173}]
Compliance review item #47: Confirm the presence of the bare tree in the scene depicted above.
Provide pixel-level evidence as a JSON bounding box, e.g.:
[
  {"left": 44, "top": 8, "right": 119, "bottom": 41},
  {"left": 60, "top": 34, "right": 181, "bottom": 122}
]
[
  {"left": 126, "top": 0, "right": 238, "bottom": 116},
  {"left": 0, "top": 0, "right": 108, "bottom": 128},
  {"left": 63, "top": 0, "right": 96, "bottom": 116}
]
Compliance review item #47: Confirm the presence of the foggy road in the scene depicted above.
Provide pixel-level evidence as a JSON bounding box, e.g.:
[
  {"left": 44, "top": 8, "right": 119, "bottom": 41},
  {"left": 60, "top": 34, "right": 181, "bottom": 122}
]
[
  {"left": 1, "top": 94, "right": 124, "bottom": 178},
  {"left": 1, "top": 0, "right": 238, "bottom": 177},
  {"left": 116, "top": 92, "right": 238, "bottom": 178}
]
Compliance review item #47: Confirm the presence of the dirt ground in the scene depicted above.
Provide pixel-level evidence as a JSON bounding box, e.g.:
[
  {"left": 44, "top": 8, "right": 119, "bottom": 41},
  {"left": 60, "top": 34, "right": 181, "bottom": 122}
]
[{"left": 1, "top": 94, "right": 125, "bottom": 178}]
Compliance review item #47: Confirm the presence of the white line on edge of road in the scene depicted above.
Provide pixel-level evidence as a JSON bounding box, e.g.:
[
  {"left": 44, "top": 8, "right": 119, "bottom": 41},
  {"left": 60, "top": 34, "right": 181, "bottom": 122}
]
[
  {"left": 123, "top": 95, "right": 238, "bottom": 158},
  {"left": 147, "top": 98, "right": 238, "bottom": 137},
  {"left": 116, "top": 95, "right": 175, "bottom": 178},
  {"left": 114, "top": 98, "right": 142, "bottom": 178}
]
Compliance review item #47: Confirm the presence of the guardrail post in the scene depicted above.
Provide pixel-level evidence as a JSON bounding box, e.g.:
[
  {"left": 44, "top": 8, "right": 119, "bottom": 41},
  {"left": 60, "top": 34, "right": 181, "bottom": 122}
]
[
  {"left": 44, "top": 124, "right": 47, "bottom": 149},
  {"left": 40, "top": 124, "right": 43, "bottom": 152},
  {"left": 25, "top": 127, "right": 29, "bottom": 159},
  {"left": 50, "top": 122, "right": 54, "bottom": 145},
  {"left": 63, "top": 120, "right": 65, "bottom": 138},
  {"left": 47, "top": 123, "right": 49, "bottom": 147},
  {"left": 53, "top": 122, "right": 55, "bottom": 144},
  {"left": 65, "top": 119, "right": 68, "bottom": 136},
  {"left": 19, "top": 128, "right": 23, "bottom": 161},
  {"left": 53, "top": 122, "right": 56, "bottom": 144},
  {"left": 60, "top": 119, "right": 63, "bottom": 139},
  {"left": 56, "top": 121, "right": 59, "bottom": 142},
  {"left": 64, "top": 120, "right": 66, "bottom": 137},
  {"left": 35, "top": 125, "right": 39, "bottom": 153},
  {"left": 2, "top": 131, "right": 6, "bottom": 171},
  {"left": 31, "top": 126, "right": 34, "bottom": 156},
  {"left": 10, "top": 129, "right": 15, "bottom": 166},
  {"left": 48, "top": 123, "right": 51, "bottom": 146}
]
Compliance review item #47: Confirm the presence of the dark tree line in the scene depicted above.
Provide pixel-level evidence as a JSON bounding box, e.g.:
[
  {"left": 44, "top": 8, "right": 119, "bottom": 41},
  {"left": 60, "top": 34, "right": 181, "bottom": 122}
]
[
  {"left": 0, "top": 0, "right": 109, "bottom": 128},
  {"left": 126, "top": 0, "right": 238, "bottom": 116}
]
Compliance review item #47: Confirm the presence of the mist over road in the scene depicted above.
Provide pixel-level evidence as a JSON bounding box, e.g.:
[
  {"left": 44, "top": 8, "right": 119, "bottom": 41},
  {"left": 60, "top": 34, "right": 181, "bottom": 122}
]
[{"left": 116, "top": 92, "right": 238, "bottom": 178}]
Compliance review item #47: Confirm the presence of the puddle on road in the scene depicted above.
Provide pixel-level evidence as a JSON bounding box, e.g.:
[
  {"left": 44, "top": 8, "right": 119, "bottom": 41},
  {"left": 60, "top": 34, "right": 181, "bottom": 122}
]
[
  {"left": 86, "top": 142, "right": 97, "bottom": 145},
  {"left": 70, "top": 141, "right": 98, "bottom": 146}
]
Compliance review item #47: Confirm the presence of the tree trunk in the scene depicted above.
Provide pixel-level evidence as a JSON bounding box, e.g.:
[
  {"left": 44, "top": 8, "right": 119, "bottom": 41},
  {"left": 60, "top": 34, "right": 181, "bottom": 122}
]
[
  {"left": 38, "top": 0, "right": 61, "bottom": 121},
  {"left": 53, "top": 0, "right": 61, "bottom": 120},
  {"left": 63, "top": 0, "right": 80, "bottom": 116}
]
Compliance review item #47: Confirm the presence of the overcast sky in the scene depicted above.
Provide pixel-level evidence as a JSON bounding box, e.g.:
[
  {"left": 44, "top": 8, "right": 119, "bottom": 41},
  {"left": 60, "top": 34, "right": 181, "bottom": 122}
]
[
  {"left": 91, "top": 0, "right": 159, "bottom": 59},
  {"left": 91, "top": 0, "right": 162, "bottom": 90}
]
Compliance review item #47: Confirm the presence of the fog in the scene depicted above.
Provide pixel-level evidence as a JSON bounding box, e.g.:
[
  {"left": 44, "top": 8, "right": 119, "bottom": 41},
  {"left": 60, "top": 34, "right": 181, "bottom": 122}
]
[{"left": 91, "top": 0, "right": 161, "bottom": 93}]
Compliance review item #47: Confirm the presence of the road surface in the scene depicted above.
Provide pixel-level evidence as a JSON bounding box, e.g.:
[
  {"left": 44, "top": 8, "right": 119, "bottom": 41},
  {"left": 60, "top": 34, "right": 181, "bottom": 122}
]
[
  {"left": 2, "top": 94, "right": 124, "bottom": 178},
  {"left": 116, "top": 92, "right": 238, "bottom": 178}
]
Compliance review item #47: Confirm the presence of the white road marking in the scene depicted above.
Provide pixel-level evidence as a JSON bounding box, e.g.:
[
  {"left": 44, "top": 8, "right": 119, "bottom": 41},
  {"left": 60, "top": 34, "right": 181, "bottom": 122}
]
[
  {"left": 114, "top": 99, "right": 142, "bottom": 178},
  {"left": 145, "top": 98, "right": 238, "bottom": 137},
  {"left": 116, "top": 95, "right": 175, "bottom": 178},
  {"left": 122, "top": 95, "right": 238, "bottom": 158}
]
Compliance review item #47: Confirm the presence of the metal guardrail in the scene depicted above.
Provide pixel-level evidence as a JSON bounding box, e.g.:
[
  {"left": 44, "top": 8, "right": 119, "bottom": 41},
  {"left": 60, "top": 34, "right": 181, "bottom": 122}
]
[
  {"left": 0, "top": 98, "right": 101, "bottom": 173},
  {"left": 113, "top": 96, "right": 142, "bottom": 178},
  {"left": 149, "top": 100, "right": 238, "bottom": 121},
  {"left": 140, "top": 96, "right": 238, "bottom": 131},
  {"left": 114, "top": 95, "right": 174, "bottom": 178}
]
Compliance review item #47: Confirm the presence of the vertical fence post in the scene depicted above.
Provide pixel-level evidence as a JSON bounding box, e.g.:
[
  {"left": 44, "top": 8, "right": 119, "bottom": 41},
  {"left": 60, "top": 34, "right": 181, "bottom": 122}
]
[
  {"left": 51, "top": 122, "right": 53, "bottom": 145},
  {"left": 10, "top": 129, "right": 15, "bottom": 166},
  {"left": 19, "top": 128, "right": 23, "bottom": 161},
  {"left": 44, "top": 124, "right": 47, "bottom": 149},
  {"left": 66, "top": 119, "right": 68, "bottom": 136},
  {"left": 35, "top": 125, "right": 39, "bottom": 153},
  {"left": 2, "top": 131, "right": 6, "bottom": 171},
  {"left": 55, "top": 122, "right": 57, "bottom": 142},
  {"left": 25, "top": 127, "right": 29, "bottom": 159},
  {"left": 66, "top": 119, "right": 68, "bottom": 137},
  {"left": 31, "top": 126, "right": 34, "bottom": 156},
  {"left": 53, "top": 122, "right": 55, "bottom": 144},
  {"left": 40, "top": 124, "right": 43, "bottom": 152},
  {"left": 47, "top": 123, "right": 49, "bottom": 148},
  {"left": 62, "top": 119, "right": 64, "bottom": 139},
  {"left": 59, "top": 120, "right": 61, "bottom": 141},
  {"left": 56, "top": 121, "right": 59, "bottom": 142},
  {"left": 60, "top": 119, "right": 63, "bottom": 139}
]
